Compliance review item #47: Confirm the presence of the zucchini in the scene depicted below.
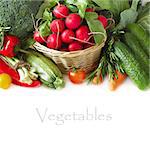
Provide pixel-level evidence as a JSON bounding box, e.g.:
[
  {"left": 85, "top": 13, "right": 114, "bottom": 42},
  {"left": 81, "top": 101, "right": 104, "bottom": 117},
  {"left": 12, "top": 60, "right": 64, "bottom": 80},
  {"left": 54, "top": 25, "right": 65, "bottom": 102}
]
[
  {"left": 126, "top": 23, "right": 150, "bottom": 56},
  {"left": 26, "top": 50, "right": 65, "bottom": 89},
  {"left": 114, "top": 41, "right": 149, "bottom": 90},
  {"left": 124, "top": 32, "right": 149, "bottom": 76}
]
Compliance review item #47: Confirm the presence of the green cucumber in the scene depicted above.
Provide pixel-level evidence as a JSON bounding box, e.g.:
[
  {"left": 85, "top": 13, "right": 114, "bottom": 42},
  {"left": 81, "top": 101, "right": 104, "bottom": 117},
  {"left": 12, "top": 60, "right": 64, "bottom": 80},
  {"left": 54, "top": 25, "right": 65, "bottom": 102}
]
[
  {"left": 124, "top": 32, "right": 149, "bottom": 76},
  {"left": 126, "top": 23, "right": 150, "bottom": 56},
  {"left": 114, "top": 41, "right": 149, "bottom": 90}
]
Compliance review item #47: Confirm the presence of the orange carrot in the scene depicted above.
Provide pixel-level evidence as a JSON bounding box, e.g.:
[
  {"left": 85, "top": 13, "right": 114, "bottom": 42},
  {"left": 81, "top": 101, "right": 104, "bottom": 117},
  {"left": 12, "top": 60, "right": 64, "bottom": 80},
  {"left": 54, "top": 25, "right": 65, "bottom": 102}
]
[
  {"left": 109, "top": 70, "right": 127, "bottom": 91},
  {"left": 92, "top": 75, "right": 103, "bottom": 85}
]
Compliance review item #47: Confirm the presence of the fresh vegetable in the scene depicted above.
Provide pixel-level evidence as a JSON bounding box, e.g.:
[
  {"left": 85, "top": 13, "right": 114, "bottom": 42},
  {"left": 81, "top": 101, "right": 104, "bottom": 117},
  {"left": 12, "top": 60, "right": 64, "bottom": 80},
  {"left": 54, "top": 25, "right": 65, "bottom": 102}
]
[
  {"left": 0, "top": 35, "right": 20, "bottom": 58},
  {"left": 98, "top": 15, "right": 108, "bottom": 29},
  {"left": 0, "top": 73, "right": 12, "bottom": 89},
  {"left": 109, "top": 70, "right": 127, "bottom": 91},
  {"left": 114, "top": 41, "right": 149, "bottom": 90},
  {"left": 50, "top": 19, "right": 65, "bottom": 33},
  {"left": 65, "top": 13, "right": 81, "bottom": 29},
  {"left": 124, "top": 32, "right": 149, "bottom": 76},
  {"left": 0, "top": 56, "right": 40, "bottom": 88},
  {"left": 53, "top": 4, "right": 69, "bottom": 18},
  {"left": 137, "top": 2, "right": 150, "bottom": 35},
  {"left": 68, "top": 69, "right": 86, "bottom": 84},
  {"left": 92, "top": 0, "right": 130, "bottom": 19},
  {"left": 126, "top": 23, "right": 150, "bottom": 56},
  {"left": 68, "top": 42, "right": 83, "bottom": 51},
  {"left": 92, "top": 75, "right": 103, "bottom": 85},
  {"left": 86, "top": 8, "right": 94, "bottom": 12},
  {"left": 0, "top": 0, "right": 43, "bottom": 38},
  {"left": 33, "top": 31, "right": 47, "bottom": 44},
  {"left": 115, "top": 0, "right": 140, "bottom": 31},
  {"left": 47, "top": 33, "right": 62, "bottom": 49},
  {"left": 61, "top": 29, "right": 75, "bottom": 43},
  {"left": 25, "top": 50, "right": 65, "bottom": 89},
  {"left": 75, "top": 26, "right": 90, "bottom": 42}
]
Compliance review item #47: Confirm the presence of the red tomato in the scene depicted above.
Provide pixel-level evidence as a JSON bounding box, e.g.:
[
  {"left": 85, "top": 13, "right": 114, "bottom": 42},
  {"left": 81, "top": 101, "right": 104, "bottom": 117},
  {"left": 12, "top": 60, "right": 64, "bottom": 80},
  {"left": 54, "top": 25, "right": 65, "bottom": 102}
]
[{"left": 68, "top": 69, "right": 86, "bottom": 84}]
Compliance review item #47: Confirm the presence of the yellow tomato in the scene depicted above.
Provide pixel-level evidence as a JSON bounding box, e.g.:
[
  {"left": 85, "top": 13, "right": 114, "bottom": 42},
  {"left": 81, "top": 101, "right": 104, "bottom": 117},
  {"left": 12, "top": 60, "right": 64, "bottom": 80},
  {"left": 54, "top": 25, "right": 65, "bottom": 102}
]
[{"left": 0, "top": 73, "right": 12, "bottom": 89}]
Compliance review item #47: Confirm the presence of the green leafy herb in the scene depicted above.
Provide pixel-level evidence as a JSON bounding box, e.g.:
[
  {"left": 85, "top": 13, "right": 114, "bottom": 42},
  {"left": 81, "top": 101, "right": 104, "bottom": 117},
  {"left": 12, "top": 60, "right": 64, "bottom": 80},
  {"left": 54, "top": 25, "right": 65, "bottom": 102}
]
[{"left": 39, "top": 21, "right": 51, "bottom": 37}]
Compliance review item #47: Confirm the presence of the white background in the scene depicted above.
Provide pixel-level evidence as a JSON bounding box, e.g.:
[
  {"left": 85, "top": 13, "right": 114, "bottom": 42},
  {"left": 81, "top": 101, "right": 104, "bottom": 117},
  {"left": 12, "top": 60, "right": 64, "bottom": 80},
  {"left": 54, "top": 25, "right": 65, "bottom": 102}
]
[{"left": 0, "top": 77, "right": 150, "bottom": 150}]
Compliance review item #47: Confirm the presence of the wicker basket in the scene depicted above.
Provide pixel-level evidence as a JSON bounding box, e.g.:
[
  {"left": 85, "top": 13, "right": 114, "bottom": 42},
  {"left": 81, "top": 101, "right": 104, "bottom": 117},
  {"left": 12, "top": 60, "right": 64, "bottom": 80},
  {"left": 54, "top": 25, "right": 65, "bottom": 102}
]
[{"left": 33, "top": 42, "right": 105, "bottom": 74}]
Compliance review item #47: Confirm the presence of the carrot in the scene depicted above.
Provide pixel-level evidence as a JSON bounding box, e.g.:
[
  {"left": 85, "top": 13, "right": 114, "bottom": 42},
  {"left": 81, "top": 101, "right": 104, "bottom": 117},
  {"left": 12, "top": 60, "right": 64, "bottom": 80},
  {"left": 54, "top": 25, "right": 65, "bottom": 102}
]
[
  {"left": 109, "top": 70, "right": 127, "bottom": 91},
  {"left": 92, "top": 75, "right": 103, "bottom": 85}
]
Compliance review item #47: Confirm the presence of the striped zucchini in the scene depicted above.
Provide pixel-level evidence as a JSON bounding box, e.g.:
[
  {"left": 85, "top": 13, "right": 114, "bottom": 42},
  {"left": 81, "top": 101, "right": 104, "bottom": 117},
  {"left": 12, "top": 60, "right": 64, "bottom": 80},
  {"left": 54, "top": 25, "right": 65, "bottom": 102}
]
[
  {"left": 26, "top": 50, "right": 65, "bottom": 89},
  {"left": 114, "top": 41, "right": 149, "bottom": 90}
]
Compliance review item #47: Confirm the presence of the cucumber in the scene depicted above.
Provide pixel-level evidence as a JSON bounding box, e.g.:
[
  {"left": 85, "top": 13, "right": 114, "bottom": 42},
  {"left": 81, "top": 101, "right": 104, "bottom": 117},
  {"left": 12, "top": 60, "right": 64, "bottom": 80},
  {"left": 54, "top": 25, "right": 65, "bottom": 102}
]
[
  {"left": 126, "top": 23, "right": 150, "bottom": 56},
  {"left": 114, "top": 41, "right": 149, "bottom": 90},
  {"left": 26, "top": 50, "right": 65, "bottom": 89},
  {"left": 124, "top": 32, "right": 149, "bottom": 76}
]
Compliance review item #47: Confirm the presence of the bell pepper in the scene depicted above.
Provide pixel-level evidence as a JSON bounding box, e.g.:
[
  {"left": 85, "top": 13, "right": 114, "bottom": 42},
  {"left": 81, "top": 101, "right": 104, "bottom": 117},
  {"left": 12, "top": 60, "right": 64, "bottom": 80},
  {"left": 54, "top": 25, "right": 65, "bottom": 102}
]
[
  {"left": 0, "top": 58, "right": 41, "bottom": 88},
  {"left": 0, "top": 35, "right": 20, "bottom": 58}
]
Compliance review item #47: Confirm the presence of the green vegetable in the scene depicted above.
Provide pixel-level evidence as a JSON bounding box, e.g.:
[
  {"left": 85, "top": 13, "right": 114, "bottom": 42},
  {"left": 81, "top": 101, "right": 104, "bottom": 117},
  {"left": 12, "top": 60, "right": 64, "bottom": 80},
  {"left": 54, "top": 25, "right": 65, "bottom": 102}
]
[
  {"left": 114, "top": 41, "right": 149, "bottom": 90},
  {"left": 0, "top": 0, "right": 43, "bottom": 38},
  {"left": 92, "top": 0, "right": 130, "bottom": 19},
  {"left": 137, "top": 2, "right": 150, "bottom": 35},
  {"left": 26, "top": 50, "right": 65, "bottom": 89},
  {"left": 115, "top": 0, "right": 140, "bottom": 31},
  {"left": 85, "top": 12, "right": 107, "bottom": 44},
  {"left": 126, "top": 23, "right": 150, "bottom": 56},
  {"left": 124, "top": 32, "right": 149, "bottom": 76}
]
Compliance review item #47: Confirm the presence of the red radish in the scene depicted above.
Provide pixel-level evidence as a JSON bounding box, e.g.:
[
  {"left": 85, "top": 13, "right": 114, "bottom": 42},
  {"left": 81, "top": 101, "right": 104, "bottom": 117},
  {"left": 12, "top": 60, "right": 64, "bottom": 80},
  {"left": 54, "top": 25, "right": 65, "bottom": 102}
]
[
  {"left": 53, "top": 4, "right": 69, "bottom": 19},
  {"left": 47, "top": 33, "right": 62, "bottom": 49},
  {"left": 61, "top": 29, "right": 75, "bottom": 43},
  {"left": 65, "top": 14, "right": 81, "bottom": 30},
  {"left": 86, "top": 8, "right": 94, "bottom": 12},
  {"left": 68, "top": 42, "right": 83, "bottom": 51},
  {"left": 76, "top": 25, "right": 90, "bottom": 42},
  {"left": 33, "top": 31, "right": 47, "bottom": 44},
  {"left": 98, "top": 15, "right": 108, "bottom": 29},
  {"left": 50, "top": 19, "right": 65, "bottom": 33}
]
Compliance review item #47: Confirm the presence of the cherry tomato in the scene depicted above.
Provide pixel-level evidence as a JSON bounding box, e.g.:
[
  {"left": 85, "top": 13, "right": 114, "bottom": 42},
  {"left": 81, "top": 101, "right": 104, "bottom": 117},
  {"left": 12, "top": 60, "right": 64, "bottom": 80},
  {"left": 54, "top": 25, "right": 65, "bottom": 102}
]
[
  {"left": 0, "top": 73, "right": 12, "bottom": 89},
  {"left": 68, "top": 69, "right": 86, "bottom": 84}
]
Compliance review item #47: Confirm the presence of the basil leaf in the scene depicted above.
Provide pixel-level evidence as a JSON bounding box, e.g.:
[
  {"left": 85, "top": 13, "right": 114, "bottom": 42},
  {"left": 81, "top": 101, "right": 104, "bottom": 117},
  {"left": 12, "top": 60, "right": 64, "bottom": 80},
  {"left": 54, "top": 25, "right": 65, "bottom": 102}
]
[{"left": 85, "top": 12, "right": 107, "bottom": 44}]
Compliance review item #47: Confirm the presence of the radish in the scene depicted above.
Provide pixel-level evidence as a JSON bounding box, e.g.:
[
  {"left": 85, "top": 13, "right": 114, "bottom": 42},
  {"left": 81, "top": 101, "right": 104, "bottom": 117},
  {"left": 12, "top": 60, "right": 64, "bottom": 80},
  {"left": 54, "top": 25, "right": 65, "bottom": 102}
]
[
  {"left": 68, "top": 42, "right": 83, "bottom": 51},
  {"left": 65, "top": 14, "right": 81, "bottom": 30},
  {"left": 33, "top": 31, "right": 47, "bottom": 44},
  {"left": 76, "top": 25, "right": 90, "bottom": 42},
  {"left": 47, "top": 33, "right": 62, "bottom": 49},
  {"left": 86, "top": 8, "right": 94, "bottom": 12},
  {"left": 53, "top": 4, "right": 69, "bottom": 19},
  {"left": 61, "top": 48, "right": 68, "bottom": 52},
  {"left": 50, "top": 19, "right": 65, "bottom": 33},
  {"left": 98, "top": 15, "right": 108, "bottom": 29},
  {"left": 61, "top": 29, "right": 75, "bottom": 43}
]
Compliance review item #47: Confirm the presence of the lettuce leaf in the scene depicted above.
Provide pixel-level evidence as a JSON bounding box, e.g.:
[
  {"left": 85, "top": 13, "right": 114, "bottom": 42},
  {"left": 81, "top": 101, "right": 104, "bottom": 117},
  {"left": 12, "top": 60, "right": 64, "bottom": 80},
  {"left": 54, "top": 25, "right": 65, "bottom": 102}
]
[{"left": 92, "top": 0, "right": 130, "bottom": 19}]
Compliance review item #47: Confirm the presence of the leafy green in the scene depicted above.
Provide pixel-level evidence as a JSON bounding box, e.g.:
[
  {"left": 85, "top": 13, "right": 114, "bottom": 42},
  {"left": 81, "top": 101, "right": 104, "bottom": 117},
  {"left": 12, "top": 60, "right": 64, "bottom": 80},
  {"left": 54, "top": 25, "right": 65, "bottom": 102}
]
[
  {"left": 65, "top": 0, "right": 88, "bottom": 18},
  {"left": 137, "top": 2, "right": 150, "bottom": 35},
  {"left": 115, "top": 0, "right": 140, "bottom": 31},
  {"left": 39, "top": 21, "right": 51, "bottom": 37},
  {"left": 85, "top": 12, "right": 107, "bottom": 44},
  {"left": 43, "top": 8, "right": 53, "bottom": 21},
  {"left": 92, "top": 0, "right": 130, "bottom": 19}
]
